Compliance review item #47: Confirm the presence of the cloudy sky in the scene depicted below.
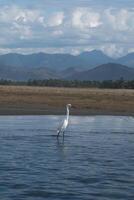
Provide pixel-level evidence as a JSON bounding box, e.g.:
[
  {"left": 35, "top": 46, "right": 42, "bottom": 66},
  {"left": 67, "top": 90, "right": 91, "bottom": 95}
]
[{"left": 0, "top": 0, "right": 134, "bottom": 57}]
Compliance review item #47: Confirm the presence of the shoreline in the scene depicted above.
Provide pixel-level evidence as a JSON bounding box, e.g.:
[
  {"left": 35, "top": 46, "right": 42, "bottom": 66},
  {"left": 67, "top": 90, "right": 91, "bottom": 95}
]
[
  {"left": 0, "top": 85, "right": 134, "bottom": 117},
  {"left": 0, "top": 107, "right": 133, "bottom": 117}
]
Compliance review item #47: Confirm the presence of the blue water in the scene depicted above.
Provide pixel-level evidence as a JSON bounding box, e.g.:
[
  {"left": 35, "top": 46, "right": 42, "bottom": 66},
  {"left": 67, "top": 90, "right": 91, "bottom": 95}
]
[{"left": 0, "top": 115, "right": 134, "bottom": 200}]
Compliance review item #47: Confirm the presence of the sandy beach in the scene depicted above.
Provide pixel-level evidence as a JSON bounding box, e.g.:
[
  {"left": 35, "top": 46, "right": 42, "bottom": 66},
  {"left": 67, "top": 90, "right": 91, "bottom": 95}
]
[{"left": 0, "top": 85, "right": 134, "bottom": 116}]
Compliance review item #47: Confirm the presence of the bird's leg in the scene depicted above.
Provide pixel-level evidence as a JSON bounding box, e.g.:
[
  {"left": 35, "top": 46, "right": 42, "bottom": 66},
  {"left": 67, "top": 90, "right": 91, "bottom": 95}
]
[
  {"left": 57, "top": 130, "right": 60, "bottom": 138},
  {"left": 62, "top": 134, "right": 65, "bottom": 143},
  {"left": 63, "top": 131, "right": 65, "bottom": 138}
]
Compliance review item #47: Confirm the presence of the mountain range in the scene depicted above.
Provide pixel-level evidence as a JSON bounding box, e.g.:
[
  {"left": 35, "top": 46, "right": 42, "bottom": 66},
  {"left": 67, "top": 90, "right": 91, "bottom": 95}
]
[
  {"left": 69, "top": 63, "right": 134, "bottom": 81},
  {"left": 0, "top": 50, "right": 134, "bottom": 81}
]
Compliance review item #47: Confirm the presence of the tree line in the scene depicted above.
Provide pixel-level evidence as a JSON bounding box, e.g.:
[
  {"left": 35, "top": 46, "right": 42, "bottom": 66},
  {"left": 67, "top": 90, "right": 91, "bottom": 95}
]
[{"left": 0, "top": 78, "right": 134, "bottom": 89}]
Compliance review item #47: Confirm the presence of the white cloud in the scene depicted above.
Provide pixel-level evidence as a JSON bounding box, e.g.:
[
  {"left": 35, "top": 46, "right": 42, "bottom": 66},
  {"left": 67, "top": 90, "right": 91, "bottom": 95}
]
[
  {"left": 0, "top": 3, "right": 134, "bottom": 57},
  {"left": 0, "top": 5, "right": 41, "bottom": 24},
  {"left": 0, "top": 5, "right": 42, "bottom": 40},
  {"left": 104, "top": 8, "right": 133, "bottom": 31},
  {"left": 38, "top": 16, "right": 45, "bottom": 25},
  {"left": 12, "top": 23, "right": 32, "bottom": 39},
  {"left": 100, "top": 44, "right": 125, "bottom": 57},
  {"left": 52, "top": 30, "right": 63, "bottom": 36},
  {"left": 47, "top": 12, "right": 64, "bottom": 27},
  {"left": 15, "top": 10, "right": 40, "bottom": 24},
  {"left": 72, "top": 8, "right": 102, "bottom": 29}
]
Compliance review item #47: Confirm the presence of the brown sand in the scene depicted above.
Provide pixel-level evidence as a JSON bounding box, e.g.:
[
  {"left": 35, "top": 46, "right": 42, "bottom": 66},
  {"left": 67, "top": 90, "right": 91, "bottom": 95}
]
[{"left": 0, "top": 85, "right": 134, "bottom": 116}]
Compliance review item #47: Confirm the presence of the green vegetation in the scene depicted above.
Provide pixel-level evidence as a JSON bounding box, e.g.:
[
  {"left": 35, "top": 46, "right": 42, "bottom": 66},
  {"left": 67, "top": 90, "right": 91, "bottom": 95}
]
[{"left": 0, "top": 79, "right": 134, "bottom": 89}]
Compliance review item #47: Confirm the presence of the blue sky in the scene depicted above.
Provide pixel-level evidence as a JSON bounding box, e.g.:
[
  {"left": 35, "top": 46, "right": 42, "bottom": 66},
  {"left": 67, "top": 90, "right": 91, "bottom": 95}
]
[{"left": 0, "top": 0, "right": 134, "bottom": 57}]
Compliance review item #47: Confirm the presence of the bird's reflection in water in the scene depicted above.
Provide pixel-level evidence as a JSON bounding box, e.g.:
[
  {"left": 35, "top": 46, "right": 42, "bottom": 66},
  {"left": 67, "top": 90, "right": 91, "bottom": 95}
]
[
  {"left": 56, "top": 135, "right": 67, "bottom": 158},
  {"left": 57, "top": 134, "right": 64, "bottom": 148}
]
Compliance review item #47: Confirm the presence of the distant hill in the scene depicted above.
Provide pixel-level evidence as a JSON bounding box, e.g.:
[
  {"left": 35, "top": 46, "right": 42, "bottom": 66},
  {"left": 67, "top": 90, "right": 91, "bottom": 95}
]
[
  {"left": 0, "top": 50, "right": 114, "bottom": 71},
  {"left": 0, "top": 52, "right": 82, "bottom": 70},
  {"left": 0, "top": 63, "right": 134, "bottom": 81},
  {"left": 0, "top": 50, "right": 134, "bottom": 81},
  {"left": 77, "top": 50, "right": 114, "bottom": 68},
  {"left": 0, "top": 63, "right": 59, "bottom": 81},
  {"left": 0, "top": 50, "right": 134, "bottom": 71},
  {"left": 59, "top": 67, "right": 80, "bottom": 79},
  {"left": 117, "top": 52, "right": 134, "bottom": 68},
  {"left": 69, "top": 63, "right": 134, "bottom": 81}
]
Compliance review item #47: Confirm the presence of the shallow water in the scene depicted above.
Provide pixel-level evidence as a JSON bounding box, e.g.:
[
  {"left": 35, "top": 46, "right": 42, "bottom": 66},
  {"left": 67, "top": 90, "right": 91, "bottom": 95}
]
[{"left": 0, "top": 115, "right": 134, "bottom": 200}]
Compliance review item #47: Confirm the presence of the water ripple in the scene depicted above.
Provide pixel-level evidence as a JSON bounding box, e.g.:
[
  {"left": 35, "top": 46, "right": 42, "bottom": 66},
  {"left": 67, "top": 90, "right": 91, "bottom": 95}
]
[{"left": 0, "top": 115, "right": 134, "bottom": 200}]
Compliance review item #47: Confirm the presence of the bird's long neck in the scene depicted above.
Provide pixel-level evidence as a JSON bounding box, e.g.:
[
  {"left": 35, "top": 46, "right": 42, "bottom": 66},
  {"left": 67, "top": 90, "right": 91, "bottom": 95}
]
[{"left": 66, "top": 105, "right": 69, "bottom": 121}]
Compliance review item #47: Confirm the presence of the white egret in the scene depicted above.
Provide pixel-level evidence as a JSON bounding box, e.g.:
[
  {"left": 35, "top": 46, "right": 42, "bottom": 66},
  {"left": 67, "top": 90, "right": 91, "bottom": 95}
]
[{"left": 57, "top": 104, "right": 72, "bottom": 137}]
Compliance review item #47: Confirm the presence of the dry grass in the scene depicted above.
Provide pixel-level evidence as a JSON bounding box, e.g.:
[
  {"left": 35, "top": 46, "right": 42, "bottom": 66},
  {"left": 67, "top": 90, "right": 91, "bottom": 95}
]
[{"left": 0, "top": 85, "right": 134, "bottom": 115}]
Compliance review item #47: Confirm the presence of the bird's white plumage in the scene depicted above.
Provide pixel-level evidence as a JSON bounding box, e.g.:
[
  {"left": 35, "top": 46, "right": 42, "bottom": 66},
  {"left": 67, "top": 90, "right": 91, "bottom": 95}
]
[{"left": 57, "top": 104, "right": 71, "bottom": 137}]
